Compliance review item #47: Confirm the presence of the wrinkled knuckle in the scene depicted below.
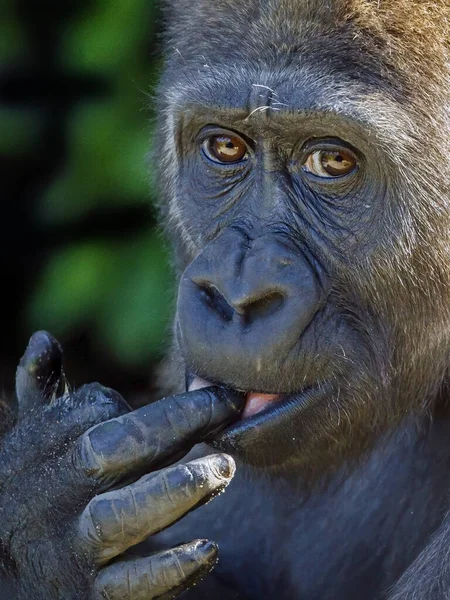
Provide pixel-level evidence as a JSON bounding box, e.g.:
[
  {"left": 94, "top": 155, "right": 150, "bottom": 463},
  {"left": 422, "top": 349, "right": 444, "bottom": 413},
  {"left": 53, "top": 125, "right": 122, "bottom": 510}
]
[
  {"left": 171, "top": 389, "right": 215, "bottom": 432},
  {"left": 76, "top": 428, "right": 106, "bottom": 478},
  {"left": 197, "top": 388, "right": 216, "bottom": 412},
  {"left": 168, "top": 552, "right": 187, "bottom": 586},
  {"left": 162, "top": 396, "right": 190, "bottom": 434},
  {"left": 179, "top": 463, "right": 200, "bottom": 492},
  {"left": 94, "top": 573, "right": 117, "bottom": 600},
  {"left": 143, "top": 560, "right": 158, "bottom": 590},
  {"left": 81, "top": 497, "right": 106, "bottom": 544},
  {"left": 162, "top": 465, "right": 196, "bottom": 506},
  {"left": 197, "top": 389, "right": 216, "bottom": 428},
  {"left": 123, "top": 487, "right": 140, "bottom": 528},
  {"left": 77, "top": 382, "right": 114, "bottom": 400},
  {"left": 76, "top": 383, "right": 129, "bottom": 414},
  {"left": 94, "top": 566, "right": 135, "bottom": 600},
  {"left": 184, "top": 462, "right": 208, "bottom": 491}
]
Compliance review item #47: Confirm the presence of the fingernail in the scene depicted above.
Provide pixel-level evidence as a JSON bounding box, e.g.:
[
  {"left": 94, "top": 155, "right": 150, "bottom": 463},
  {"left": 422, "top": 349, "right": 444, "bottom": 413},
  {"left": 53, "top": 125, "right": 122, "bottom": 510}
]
[
  {"left": 211, "top": 453, "right": 235, "bottom": 479},
  {"left": 196, "top": 539, "right": 218, "bottom": 558},
  {"left": 21, "top": 331, "right": 62, "bottom": 371}
]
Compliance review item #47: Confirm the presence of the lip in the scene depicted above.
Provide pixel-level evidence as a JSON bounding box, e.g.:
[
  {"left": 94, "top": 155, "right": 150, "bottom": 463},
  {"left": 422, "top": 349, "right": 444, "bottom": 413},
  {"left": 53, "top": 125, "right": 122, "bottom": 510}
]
[
  {"left": 207, "top": 383, "right": 329, "bottom": 454},
  {"left": 233, "top": 384, "right": 321, "bottom": 422},
  {"left": 187, "top": 373, "right": 326, "bottom": 434}
]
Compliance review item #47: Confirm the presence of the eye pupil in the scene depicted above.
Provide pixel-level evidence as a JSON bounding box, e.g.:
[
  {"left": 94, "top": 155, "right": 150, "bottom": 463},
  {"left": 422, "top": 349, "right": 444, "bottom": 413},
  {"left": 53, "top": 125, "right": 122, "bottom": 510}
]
[
  {"left": 303, "top": 148, "right": 357, "bottom": 178},
  {"left": 204, "top": 134, "right": 248, "bottom": 164}
]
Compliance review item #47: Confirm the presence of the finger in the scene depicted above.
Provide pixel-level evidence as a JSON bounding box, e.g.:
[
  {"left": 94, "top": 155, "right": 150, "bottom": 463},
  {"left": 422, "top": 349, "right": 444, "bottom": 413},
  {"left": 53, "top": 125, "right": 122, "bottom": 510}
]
[
  {"left": 70, "top": 383, "right": 131, "bottom": 416},
  {"left": 79, "top": 453, "right": 235, "bottom": 564},
  {"left": 76, "top": 387, "right": 244, "bottom": 487},
  {"left": 10, "top": 384, "right": 133, "bottom": 475},
  {"left": 93, "top": 540, "right": 218, "bottom": 600},
  {"left": 50, "top": 384, "right": 132, "bottom": 444},
  {"left": 16, "top": 331, "right": 64, "bottom": 416}
]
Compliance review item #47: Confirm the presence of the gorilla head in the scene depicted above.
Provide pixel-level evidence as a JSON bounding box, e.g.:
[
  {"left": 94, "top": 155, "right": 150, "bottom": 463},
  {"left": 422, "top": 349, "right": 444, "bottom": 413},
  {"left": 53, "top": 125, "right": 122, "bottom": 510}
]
[{"left": 156, "top": 0, "right": 450, "bottom": 469}]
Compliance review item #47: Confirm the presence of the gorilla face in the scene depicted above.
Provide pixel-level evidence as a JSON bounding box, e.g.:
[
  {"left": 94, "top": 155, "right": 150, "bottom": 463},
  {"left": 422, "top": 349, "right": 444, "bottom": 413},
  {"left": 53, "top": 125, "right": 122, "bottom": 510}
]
[
  {"left": 171, "top": 100, "right": 389, "bottom": 467},
  {"left": 158, "top": 5, "right": 450, "bottom": 469}
]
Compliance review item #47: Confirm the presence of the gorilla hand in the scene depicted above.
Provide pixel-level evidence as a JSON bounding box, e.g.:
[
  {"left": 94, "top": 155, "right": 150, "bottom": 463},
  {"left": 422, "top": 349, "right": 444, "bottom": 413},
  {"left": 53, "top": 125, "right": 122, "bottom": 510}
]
[{"left": 0, "top": 332, "right": 244, "bottom": 600}]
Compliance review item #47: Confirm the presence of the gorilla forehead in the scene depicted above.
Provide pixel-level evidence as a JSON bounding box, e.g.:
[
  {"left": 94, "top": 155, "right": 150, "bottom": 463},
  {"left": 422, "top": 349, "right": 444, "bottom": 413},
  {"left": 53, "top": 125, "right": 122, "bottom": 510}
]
[
  {"left": 165, "top": 1, "right": 384, "bottom": 85},
  {"left": 165, "top": 0, "right": 449, "bottom": 86}
]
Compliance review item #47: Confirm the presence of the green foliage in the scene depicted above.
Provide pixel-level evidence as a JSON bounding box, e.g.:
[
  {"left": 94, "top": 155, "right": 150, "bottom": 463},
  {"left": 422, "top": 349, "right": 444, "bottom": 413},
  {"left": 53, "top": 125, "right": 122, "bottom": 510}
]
[
  {"left": 0, "top": 108, "right": 43, "bottom": 156},
  {"left": 0, "top": 1, "right": 29, "bottom": 63},
  {"left": 39, "top": 99, "right": 153, "bottom": 224},
  {"left": 3, "top": 0, "right": 173, "bottom": 367},
  {"left": 61, "top": 0, "right": 157, "bottom": 75},
  {"left": 29, "top": 234, "right": 174, "bottom": 366},
  {"left": 39, "top": 0, "right": 161, "bottom": 226}
]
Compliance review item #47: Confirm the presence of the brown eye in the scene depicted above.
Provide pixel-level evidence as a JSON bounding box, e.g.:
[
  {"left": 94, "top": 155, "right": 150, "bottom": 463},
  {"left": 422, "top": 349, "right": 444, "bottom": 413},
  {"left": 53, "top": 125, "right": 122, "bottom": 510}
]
[
  {"left": 203, "top": 134, "right": 248, "bottom": 164},
  {"left": 303, "top": 149, "right": 357, "bottom": 178}
]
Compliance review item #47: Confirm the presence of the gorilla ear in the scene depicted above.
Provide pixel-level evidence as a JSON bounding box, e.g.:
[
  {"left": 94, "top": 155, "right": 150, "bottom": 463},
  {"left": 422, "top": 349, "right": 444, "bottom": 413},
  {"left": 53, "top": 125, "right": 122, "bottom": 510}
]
[{"left": 16, "top": 331, "right": 65, "bottom": 417}]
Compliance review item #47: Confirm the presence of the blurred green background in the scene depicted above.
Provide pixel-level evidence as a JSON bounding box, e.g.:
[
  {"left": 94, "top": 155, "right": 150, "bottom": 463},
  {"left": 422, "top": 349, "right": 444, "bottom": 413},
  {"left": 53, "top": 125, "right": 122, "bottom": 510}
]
[{"left": 1, "top": 0, "right": 173, "bottom": 406}]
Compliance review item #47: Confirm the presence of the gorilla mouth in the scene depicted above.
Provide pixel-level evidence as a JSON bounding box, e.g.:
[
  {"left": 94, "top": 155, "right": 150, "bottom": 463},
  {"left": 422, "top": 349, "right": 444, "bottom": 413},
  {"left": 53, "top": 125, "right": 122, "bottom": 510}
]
[{"left": 188, "top": 376, "right": 283, "bottom": 419}]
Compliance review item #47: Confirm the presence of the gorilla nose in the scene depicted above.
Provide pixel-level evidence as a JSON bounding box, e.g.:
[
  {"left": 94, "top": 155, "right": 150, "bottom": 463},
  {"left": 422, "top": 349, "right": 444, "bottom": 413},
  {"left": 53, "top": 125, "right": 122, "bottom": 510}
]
[
  {"left": 177, "top": 228, "right": 327, "bottom": 390},
  {"left": 196, "top": 282, "right": 285, "bottom": 325}
]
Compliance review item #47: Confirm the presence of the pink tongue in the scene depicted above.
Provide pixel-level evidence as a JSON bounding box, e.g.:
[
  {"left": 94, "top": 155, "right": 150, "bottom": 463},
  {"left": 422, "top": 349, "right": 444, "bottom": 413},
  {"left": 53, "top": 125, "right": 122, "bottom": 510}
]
[
  {"left": 242, "top": 393, "right": 281, "bottom": 418},
  {"left": 188, "top": 377, "right": 281, "bottom": 419}
]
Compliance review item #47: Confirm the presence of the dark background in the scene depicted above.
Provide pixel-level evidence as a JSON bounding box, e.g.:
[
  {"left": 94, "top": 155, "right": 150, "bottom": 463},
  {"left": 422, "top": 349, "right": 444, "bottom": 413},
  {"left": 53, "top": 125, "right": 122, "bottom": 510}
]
[{"left": 1, "top": 0, "right": 172, "bottom": 407}]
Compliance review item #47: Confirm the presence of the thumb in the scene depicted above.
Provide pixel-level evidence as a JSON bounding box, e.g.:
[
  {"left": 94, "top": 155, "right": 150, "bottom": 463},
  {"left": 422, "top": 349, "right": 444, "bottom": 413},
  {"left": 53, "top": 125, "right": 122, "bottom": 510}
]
[{"left": 16, "top": 331, "right": 65, "bottom": 417}]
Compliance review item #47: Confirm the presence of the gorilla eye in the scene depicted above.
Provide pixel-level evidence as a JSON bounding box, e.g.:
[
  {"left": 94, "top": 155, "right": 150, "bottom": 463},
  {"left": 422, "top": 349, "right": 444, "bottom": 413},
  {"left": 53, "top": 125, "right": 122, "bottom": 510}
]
[
  {"left": 203, "top": 134, "right": 249, "bottom": 164},
  {"left": 303, "top": 149, "right": 357, "bottom": 178}
]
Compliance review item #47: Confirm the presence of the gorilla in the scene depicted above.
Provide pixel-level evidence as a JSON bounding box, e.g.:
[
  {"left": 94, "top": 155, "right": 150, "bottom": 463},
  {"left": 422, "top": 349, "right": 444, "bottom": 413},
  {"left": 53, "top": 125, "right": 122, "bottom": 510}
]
[{"left": 1, "top": 0, "right": 450, "bottom": 598}]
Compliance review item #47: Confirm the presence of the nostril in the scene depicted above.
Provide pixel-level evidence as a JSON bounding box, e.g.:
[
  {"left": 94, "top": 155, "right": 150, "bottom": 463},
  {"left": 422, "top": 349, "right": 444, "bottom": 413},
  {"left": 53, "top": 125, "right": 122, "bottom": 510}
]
[
  {"left": 198, "top": 283, "right": 234, "bottom": 322},
  {"left": 195, "top": 280, "right": 285, "bottom": 325},
  {"left": 242, "top": 292, "right": 284, "bottom": 325}
]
